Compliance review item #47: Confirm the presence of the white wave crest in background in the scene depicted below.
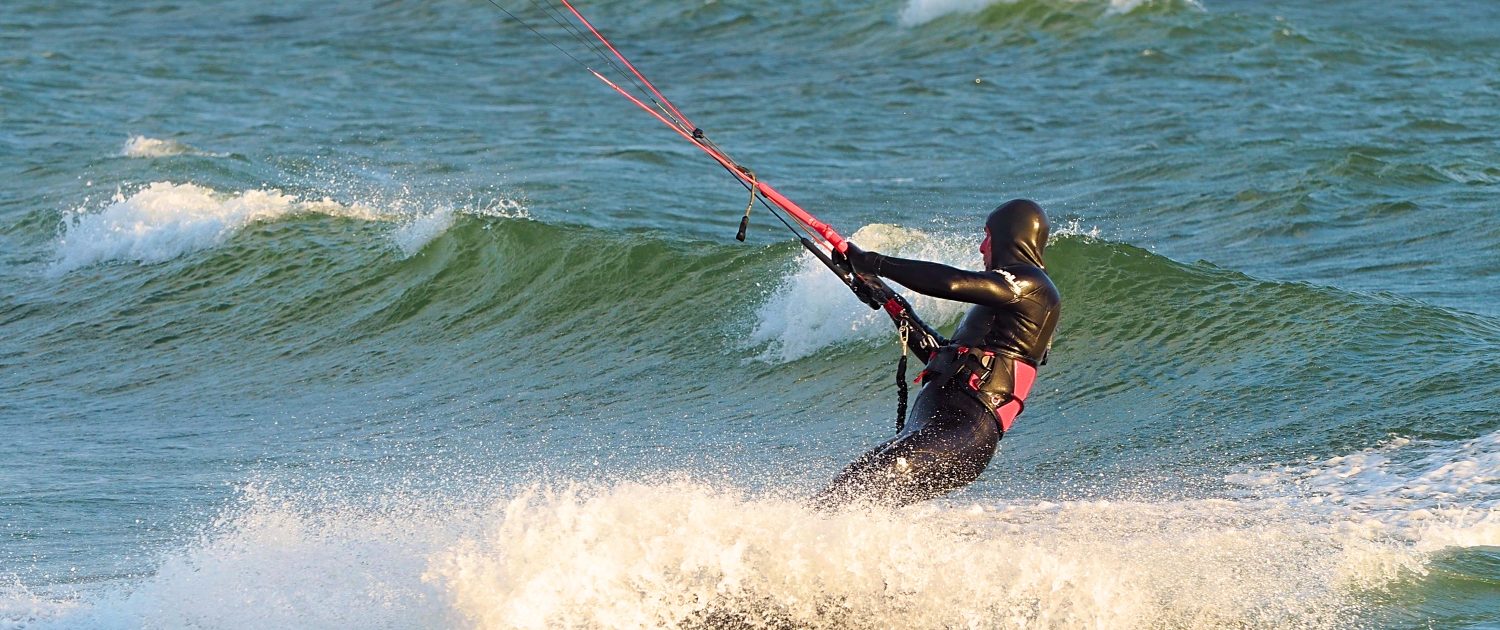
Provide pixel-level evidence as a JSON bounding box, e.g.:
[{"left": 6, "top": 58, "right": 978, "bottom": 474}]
[
  {"left": 53, "top": 182, "right": 379, "bottom": 273},
  {"left": 120, "top": 135, "right": 211, "bottom": 158},
  {"left": 899, "top": 0, "right": 1204, "bottom": 26},
  {"left": 52, "top": 182, "right": 528, "bottom": 273}
]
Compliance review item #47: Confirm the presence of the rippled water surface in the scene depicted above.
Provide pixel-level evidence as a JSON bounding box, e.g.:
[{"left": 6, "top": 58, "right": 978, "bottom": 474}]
[{"left": 2, "top": 0, "right": 1498, "bottom": 627}]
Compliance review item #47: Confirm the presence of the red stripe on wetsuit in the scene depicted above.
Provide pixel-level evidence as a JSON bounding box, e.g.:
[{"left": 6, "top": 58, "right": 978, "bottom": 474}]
[{"left": 996, "top": 360, "right": 1035, "bottom": 432}]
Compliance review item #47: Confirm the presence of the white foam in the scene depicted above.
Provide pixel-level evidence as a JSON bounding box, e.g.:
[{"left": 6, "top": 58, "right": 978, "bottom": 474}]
[
  {"left": 748, "top": 224, "right": 975, "bottom": 363},
  {"left": 7, "top": 420, "right": 1492, "bottom": 630},
  {"left": 0, "top": 582, "right": 78, "bottom": 630},
  {"left": 3, "top": 477, "right": 1455, "bottom": 630},
  {"left": 1227, "top": 430, "right": 1500, "bottom": 551},
  {"left": 899, "top": 0, "right": 1204, "bottom": 26},
  {"left": 52, "top": 182, "right": 529, "bottom": 272},
  {"left": 120, "top": 136, "right": 205, "bottom": 158},
  {"left": 52, "top": 182, "right": 379, "bottom": 273},
  {"left": 422, "top": 487, "right": 1403, "bottom": 629}
]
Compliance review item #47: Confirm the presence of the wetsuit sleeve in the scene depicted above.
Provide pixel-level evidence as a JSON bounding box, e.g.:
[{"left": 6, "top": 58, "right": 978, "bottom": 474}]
[{"left": 864, "top": 254, "right": 1022, "bottom": 307}]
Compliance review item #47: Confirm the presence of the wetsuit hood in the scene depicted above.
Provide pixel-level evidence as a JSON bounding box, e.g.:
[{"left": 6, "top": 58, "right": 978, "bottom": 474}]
[{"left": 985, "top": 199, "right": 1048, "bottom": 269}]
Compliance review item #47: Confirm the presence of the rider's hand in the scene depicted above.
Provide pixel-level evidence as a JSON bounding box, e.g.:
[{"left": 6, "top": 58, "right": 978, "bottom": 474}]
[
  {"left": 842, "top": 243, "right": 883, "bottom": 276},
  {"left": 850, "top": 275, "right": 884, "bottom": 310}
]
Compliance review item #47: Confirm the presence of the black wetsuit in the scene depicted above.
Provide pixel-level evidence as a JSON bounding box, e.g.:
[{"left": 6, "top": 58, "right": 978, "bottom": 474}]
[{"left": 813, "top": 199, "right": 1061, "bottom": 509}]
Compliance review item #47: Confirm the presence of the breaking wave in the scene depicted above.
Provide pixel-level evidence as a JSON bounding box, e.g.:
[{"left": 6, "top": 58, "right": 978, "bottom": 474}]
[
  {"left": 898, "top": 0, "right": 1205, "bottom": 26},
  {"left": 51, "top": 182, "right": 527, "bottom": 273}
]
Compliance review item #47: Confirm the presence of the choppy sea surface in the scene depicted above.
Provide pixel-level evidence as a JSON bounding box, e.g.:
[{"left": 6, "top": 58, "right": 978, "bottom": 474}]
[{"left": 3, "top": 0, "right": 1498, "bottom": 627}]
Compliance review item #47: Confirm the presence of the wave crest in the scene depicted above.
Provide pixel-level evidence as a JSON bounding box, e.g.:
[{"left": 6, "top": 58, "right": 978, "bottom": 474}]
[
  {"left": 899, "top": 0, "right": 1204, "bottom": 27},
  {"left": 120, "top": 135, "right": 210, "bottom": 158},
  {"left": 52, "top": 182, "right": 528, "bottom": 273},
  {"left": 52, "top": 182, "right": 379, "bottom": 273}
]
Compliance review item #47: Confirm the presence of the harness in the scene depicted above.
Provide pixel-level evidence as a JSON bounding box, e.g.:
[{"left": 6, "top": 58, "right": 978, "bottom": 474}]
[{"left": 915, "top": 344, "right": 1037, "bottom": 432}]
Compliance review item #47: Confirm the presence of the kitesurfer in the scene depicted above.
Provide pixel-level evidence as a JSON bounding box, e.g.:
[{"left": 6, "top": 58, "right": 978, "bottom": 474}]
[
  {"left": 812, "top": 199, "right": 1061, "bottom": 509},
  {"left": 493, "top": 0, "right": 1062, "bottom": 509}
]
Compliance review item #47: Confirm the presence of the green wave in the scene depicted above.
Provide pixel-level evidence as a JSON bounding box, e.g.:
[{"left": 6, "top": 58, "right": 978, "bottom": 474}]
[
  {"left": 1043, "top": 234, "right": 1500, "bottom": 463},
  {"left": 14, "top": 213, "right": 1498, "bottom": 467}
]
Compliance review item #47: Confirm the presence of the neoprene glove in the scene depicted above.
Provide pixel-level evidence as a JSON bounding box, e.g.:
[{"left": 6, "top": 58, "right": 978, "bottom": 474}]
[{"left": 843, "top": 243, "right": 885, "bottom": 276}]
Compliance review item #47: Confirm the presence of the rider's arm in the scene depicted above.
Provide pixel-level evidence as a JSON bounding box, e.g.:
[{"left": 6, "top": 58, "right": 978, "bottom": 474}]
[{"left": 849, "top": 248, "right": 1022, "bottom": 308}]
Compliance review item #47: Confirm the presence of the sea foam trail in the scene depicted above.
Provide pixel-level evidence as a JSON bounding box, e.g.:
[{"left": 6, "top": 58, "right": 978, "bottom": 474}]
[
  {"left": 52, "top": 182, "right": 527, "bottom": 273},
  {"left": 1228, "top": 431, "right": 1500, "bottom": 551},
  {"left": 11, "top": 439, "right": 1500, "bottom": 630},
  {"left": 899, "top": 0, "right": 1204, "bottom": 26}
]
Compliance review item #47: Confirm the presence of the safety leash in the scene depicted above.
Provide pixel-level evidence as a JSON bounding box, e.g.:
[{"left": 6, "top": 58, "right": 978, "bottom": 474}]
[
  {"left": 735, "top": 167, "right": 756, "bottom": 242},
  {"left": 895, "top": 320, "right": 910, "bottom": 433}
]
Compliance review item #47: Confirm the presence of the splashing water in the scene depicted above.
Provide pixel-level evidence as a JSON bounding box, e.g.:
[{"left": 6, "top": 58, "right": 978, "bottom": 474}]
[
  {"left": 13, "top": 469, "right": 1486, "bottom": 630},
  {"left": 748, "top": 224, "right": 976, "bottom": 363}
]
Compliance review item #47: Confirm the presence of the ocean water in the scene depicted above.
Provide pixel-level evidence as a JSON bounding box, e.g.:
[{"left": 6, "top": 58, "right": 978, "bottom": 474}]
[{"left": 3, "top": 0, "right": 1498, "bottom": 627}]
